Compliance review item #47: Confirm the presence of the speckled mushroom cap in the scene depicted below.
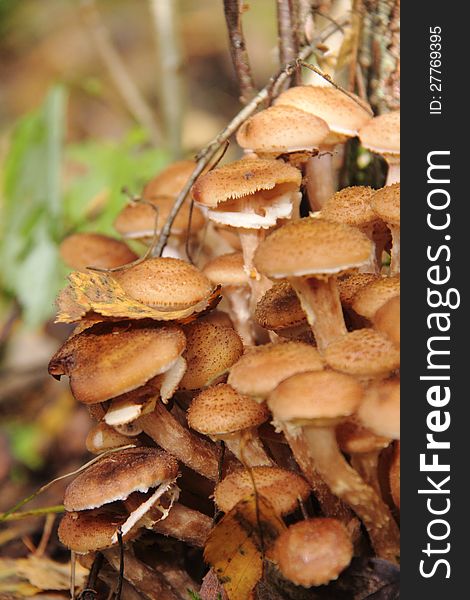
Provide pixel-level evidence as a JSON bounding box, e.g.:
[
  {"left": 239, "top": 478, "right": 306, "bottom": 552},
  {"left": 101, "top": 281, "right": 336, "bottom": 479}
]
[
  {"left": 63, "top": 447, "right": 179, "bottom": 511},
  {"left": 198, "top": 309, "right": 234, "bottom": 329},
  {"left": 143, "top": 160, "right": 196, "bottom": 199},
  {"left": 321, "top": 186, "right": 378, "bottom": 229},
  {"left": 60, "top": 233, "right": 137, "bottom": 271},
  {"left": 337, "top": 273, "right": 380, "bottom": 309},
  {"left": 228, "top": 342, "right": 324, "bottom": 399},
  {"left": 275, "top": 85, "right": 372, "bottom": 139},
  {"left": 371, "top": 183, "right": 400, "bottom": 226},
  {"left": 214, "top": 466, "right": 310, "bottom": 515},
  {"left": 191, "top": 157, "right": 301, "bottom": 209},
  {"left": 352, "top": 276, "right": 400, "bottom": 320},
  {"left": 59, "top": 508, "right": 130, "bottom": 553},
  {"left": 187, "top": 383, "right": 270, "bottom": 436},
  {"left": 114, "top": 197, "right": 205, "bottom": 239},
  {"left": 236, "top": 105, "right": 330, "bottom": 154},
  {"left": 114, "top": 257, "right": 213, "bottom": 310},
  {"left": 359, "top": 111, "right": 400, "bottom": 157},
  {"left": 268, "top": 371, "right": 362, "bottom": 424},
  {"left": 336, "top": 417, "right": 390, "bottom": 454},
  {"left": 324, "top": 329, "right": 400, "bottom": 378},
  {"left": 179, "top": 321, "right": 243, "bottom": 390},
  {"left": 374, "top": 295, "right": 400, "bottom": 346},
  {"left": 49, "top": 322, "right": 185, "bottom": 404},
  {"left": 203, "top": 252, "right": 248, "bottom": 287},
  {"left": 273, "top": 518, "right": 353, "bottom": 587},
  {"left": 254, "top": 282, "right": 305, "bottom": 331},
  {"left": 358, "top": 379, "right": 400, "bottom": 439},
  {"left": 254, "top": 218, "right": 373, "bottom": 278}
]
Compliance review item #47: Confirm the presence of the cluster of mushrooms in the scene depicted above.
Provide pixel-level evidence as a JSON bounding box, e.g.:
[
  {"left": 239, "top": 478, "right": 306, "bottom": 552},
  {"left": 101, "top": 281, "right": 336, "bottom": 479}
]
[{"left": 50, "top": 84, "right": 400, "bottom": 598}]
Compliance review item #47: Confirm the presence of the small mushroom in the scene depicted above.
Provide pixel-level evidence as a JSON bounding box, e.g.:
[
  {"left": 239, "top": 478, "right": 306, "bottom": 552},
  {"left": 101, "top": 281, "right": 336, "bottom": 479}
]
[
  {"left": 371, "top": 183, "right": 400, "bottom": 275},
  {"left": 272, "top": 518, "right": 353, "bottom": 587},
  {"left": 188, "top": 383, "right": 273, "bottom": 467},
  {"left": 352, "top": 275, "right": 400, "bottom": 322},
  {"left": 59, "top": 232, "right": 138, "bottom": 271},
  {"left": 373, "top": 295, "right": 400, "bottom": 347},
  {"left": 85, "top": 422, "right": 143, "bottom": 454},
  {"left": 254, "top": 218, "right": 374, "bottom": 351},
  {"left": 359, "top": 111, "right": 400, "bottom": 185}
]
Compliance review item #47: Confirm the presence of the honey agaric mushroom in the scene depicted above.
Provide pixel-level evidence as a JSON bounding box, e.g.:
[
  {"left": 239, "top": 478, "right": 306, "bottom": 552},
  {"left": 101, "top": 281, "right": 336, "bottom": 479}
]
[
  {"left": 272, "top": 518, "right": 353, "bottom": 587},
  {"left": 60, "top": 448, "right": 180, "bottom": 550},
  {"left": 114, "top": 257, "right": 214, "bottom": 312},
  {"left": 324, "top": 328, "right": 400, "bottom": 382},
  {"left": 254, "top": 282, "right": 309, "bottom": 341},
  {"left": 371, "top": 183, "right": 400, "bottom": 275},
  {"left": 214, "top": 466, "right": 311, "bottom": 516},
  {"left": 142, "top": 159, "right": 197, "bottom": 199},
  {"left": 192, "top": 157, "right": 301, "bottom": 309},
  {"left": 320, "top": 186, "right": 381, "bottom": 272},
  {"left": 59, "top": 232, "right": 138, "bottom": 271},
  {"left": 179, "top": 320, "right": 243, "bottom": 391},
  {"left": 236, "top": 105, "right": 330, "bottom": 168},
  {"left": 337, "top": 272, "right": 380, "bottom": 329},
  {"left": 203, "top": 252, "right": 253, "bottom": 344},
  {"left": 48, "top": 322, "right": 186, "bottom": 406},
  {"left": 359, "top": 110, "right": 400, "bottom": 185},
  {"left": 352, "top": 275, "right": 400, "bottom": 322},
  {"left": 275, "top": 85, "right": 372, "bottom": 209},
  {"left": 358, "top": 379, "right": 400, "bottom": 441},
  {"left": 268, "top": 370, "right": 400, "bottom": 562},
  {"left": 187, "top": 383, "right": 273, "bottom": 467},
  {"left": 227, "top": 341, "right": 324, "bottom": 402},
  {"left": 373, "top": 295, "right": 400, "bottom": 347},
  {"left": 254, "top": 218, "right": 374, "bottom": 351}
]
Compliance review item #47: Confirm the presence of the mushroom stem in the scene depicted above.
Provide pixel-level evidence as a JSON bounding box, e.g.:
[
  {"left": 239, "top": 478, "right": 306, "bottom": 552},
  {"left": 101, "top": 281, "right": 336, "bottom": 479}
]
[
  {"left": 221, "top": 430, "right": 275, "bottom": 467},
  {"left": 386, "top": 162, "right": 400, "bottom": 186},
  {"left": 302, "top": 425, "right": 400, "bottom": 562},
  {"left": 350, "top": 451, "right": 382, "bottom": 496},
  {"left": 288, "top": 276, "right": 347, "bottom": 352},
  {"left": 226, "top": 286, "right": 255, "bottom": 345},
  {"left": 139, "top": 401, "right": 231, "bottom": 481},
  {"left": 389, "top": 225, "right": 400, "bottom": 275},
  {"left": 305, "top": 150, "right": 336, "bottom": 211},
  {"left": 150, "top": 502, "right": 213, "bottom": 548},
  {"left": 239, "top": 228, "right": 272, "bottom": 313},
  {"left": 104, "top": 547, "right": 181, "bottom": 600}
]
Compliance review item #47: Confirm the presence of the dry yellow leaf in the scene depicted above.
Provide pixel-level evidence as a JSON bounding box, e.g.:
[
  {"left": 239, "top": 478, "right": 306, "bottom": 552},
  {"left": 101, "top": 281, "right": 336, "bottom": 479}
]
[
  {"left": 204, "top": 494, "right": 286, "bottom": 600},
  {"left": 55, "top": 270, "right": 221, "bottom": 324}
]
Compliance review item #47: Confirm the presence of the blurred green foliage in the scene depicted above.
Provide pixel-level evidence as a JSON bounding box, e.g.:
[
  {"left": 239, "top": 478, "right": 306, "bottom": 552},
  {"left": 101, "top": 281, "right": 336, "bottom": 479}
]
[{"left": 0, "top": 86, "right": 169, "bottom": 327}]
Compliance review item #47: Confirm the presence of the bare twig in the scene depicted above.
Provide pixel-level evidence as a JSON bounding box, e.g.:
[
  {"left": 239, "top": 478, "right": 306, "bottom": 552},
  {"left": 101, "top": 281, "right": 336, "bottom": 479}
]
[
  {"left": 149, "top": 0, "right": 184, "bottom": 157},
  {"left": 155, "top": 16, "right": 348, "bottom": 256},
  {"left": 81, "top": 0, "right": 161, "bottom": 145},
  {"left": 276, "top": 0, "right": 299, "bottom": 89},
  {"left": 223, "top": 0, "right": 256, "bottom": 104}
]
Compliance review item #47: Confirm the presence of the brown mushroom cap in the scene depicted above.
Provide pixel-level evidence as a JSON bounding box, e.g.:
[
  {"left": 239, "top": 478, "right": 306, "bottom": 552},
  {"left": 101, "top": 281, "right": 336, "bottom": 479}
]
[
  {"left": 191, "top": 157, "right": 301, "bottom": 209},
  {"left": 337, "top": 273, "right": 380, "bottom": 309},
  {"left": 114, "top": 197, "right": 205, "bottom": 239},
  {"left": 254, "top": 218, "right": 373, "bottom": 278},
  {"left": 254, "top": 282, "right": 305, "bottom": 331},
  {"left": 214, "top": 466, "right": 310, "bottom": 515},
  {"left": 275, "top": 85, "right": 372, "bottom": 137},
  {"left": 352, "top": 276, "right": 400, "bottom": 320},
  {"left": 358, "top": 379, "right": 400, "bottom": 439},
  {"left": 60, "top": 233, "right": 137, "bottom": 271},
  {"left": 50, "top": 322, "right": 185, "bottom": 404},
  {"left": 228, "top": 341, "right": 324, "bottom": 399},
  {"left": 143, "top": 160, "right": 196, "bottom": 199},
  {"left": 64, "top": 448, "right": 179, "bottom": 511},
  {"left": 188, "top": 383, "right": 270, "bottom": 435},
  {"left": 179, "top": 320, "right": 243, "bottom": 390},
  {"left": 86, "top": 422, "right": 137, "bottom": 454},
  {"left": 321, "top": 186, "right": 378, "bottom": 228},
  {"left": 336, "top": 418, "right": 390, "bottom": 454},
  {"left": 274, "top": 518, "right": 353, "bottom": 587},
  {"left": 236, "top": 106, "right": 330, "bottom": 154},
  {"left": 371, "top": 183, "right": 400, "bottom": 226},
  {"left": 268, "top": 370, "right": 362, "bottom": 424},
  {"left": 114, "top": 257, "right": 213, "bottom": 310},
  {"left": 374, "top": 295, "right": 400, "bottom": 346},
  {"left": 58, "top": 508, "right": 130, "bottom": 553},
  {"left": 203, "top": 252, "right": 248, "bottom": 287},
  {"left": 359, "top": 111, "right": 400, "bottom": 156},
  {"left": 324, "top": 329, "right": 400, "bottom": 378}
]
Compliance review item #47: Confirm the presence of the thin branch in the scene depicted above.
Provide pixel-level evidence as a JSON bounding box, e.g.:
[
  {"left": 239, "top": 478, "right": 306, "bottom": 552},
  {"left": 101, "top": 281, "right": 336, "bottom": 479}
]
[
  {"left": 155, "top": 15, "right": 348, "bottom": 256},
  {"left": 276, "top": 0, "right": 299, "bottom": 89},
  {"left": 80, "top": 0, "right": 161, "bottom": 145},
  {"left": 148, "top": 0, "right": 184, "bottom": 157},
  {"left": 223, "top": 0, "right": 256, "bottom": 104}
]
